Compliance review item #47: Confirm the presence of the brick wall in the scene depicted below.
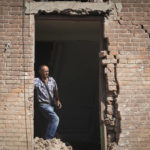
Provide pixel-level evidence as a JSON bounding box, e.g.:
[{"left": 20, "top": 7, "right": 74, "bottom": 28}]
[
  {"left": 0, "top": 0, "right": 34, "bottom": 149},
  {"left": 1, "top": 0, "right": 150, "bottom": 150},
  {"left": 104, "top": 0, "right": 150, "bottom": 149}
]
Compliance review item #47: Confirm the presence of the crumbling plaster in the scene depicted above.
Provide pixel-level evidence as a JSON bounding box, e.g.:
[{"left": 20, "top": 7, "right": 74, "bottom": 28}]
[{"left": 25, "top": 1, "right": 122, "bottom": 16}]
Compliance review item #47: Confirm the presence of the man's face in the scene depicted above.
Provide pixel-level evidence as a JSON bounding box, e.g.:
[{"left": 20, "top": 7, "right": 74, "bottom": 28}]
[{"left": 40, "top": 66, "right": 49, "bottom": 79}]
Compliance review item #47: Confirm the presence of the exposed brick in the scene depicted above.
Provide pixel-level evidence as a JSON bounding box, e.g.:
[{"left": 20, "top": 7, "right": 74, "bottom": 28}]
[
  {"left": 105, "top": 0, "right": 150, "bottom": 149},
  {"left": 1, "top": 0, "right": 150, "bottom": 150},
  {"left": 0, "top": 0, "right": 34, "bottom": 149}
]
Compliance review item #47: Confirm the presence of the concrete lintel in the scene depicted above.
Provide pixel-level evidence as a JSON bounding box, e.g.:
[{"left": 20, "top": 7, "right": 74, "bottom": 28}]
[{"left": 25, "top": 1, "right": 121, "bottom": 16}]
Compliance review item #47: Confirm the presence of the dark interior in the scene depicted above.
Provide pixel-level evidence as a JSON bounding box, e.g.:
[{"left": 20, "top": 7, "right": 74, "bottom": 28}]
[{"left": 34, "top": 18, "right": 102, "bottom": 150}]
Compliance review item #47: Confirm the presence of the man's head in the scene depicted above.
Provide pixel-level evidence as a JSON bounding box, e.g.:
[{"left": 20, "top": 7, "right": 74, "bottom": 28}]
[{"left": 39, "top": 65, "right": 49, "bottom": 79}]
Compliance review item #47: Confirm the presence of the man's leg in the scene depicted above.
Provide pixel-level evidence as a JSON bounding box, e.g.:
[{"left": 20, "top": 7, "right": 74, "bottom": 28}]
[{"left": 38, "top": 103, "right": 59, "bottom": 139}]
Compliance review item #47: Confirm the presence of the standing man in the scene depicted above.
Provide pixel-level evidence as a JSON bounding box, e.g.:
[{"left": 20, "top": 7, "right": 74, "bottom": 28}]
[{"left": 34, "top": 65, "right": 62, "bottom": 139}]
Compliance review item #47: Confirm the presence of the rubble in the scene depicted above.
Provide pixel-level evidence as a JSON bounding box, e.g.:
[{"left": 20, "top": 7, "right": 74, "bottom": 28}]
[{"left": 34, "top": 137, "right": 72, "bottom": 150}]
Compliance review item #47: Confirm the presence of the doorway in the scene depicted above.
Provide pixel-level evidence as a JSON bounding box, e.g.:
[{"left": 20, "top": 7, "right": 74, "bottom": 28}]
[{"left": 34, "top": 16, "right": 102, "bottom": 150}]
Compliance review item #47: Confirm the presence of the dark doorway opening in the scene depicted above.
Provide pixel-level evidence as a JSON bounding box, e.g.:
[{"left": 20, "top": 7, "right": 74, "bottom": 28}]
[{"left": 34, "top": 16, "right": 102, "bottom": 150}]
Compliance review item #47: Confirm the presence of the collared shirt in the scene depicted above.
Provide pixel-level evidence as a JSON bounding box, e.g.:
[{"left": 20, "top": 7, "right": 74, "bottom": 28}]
[{"left": 34, "top": 77, "right": 58, "bottom": 104}]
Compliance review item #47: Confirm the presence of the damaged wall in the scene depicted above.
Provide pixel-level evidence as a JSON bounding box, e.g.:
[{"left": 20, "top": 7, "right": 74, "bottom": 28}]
[
  {"left": 25, "top": 1, "right": 120, "bottom": 16},
  {"left": 1, "top": 0, "right": 150, "bottom": 150},
  {"left": 104, "top": 0, "right": 150, "bottom": 150}
]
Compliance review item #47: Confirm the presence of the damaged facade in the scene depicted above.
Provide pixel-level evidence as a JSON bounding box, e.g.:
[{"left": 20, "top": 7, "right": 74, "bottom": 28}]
[{"left": 0, "top": 0, "right": 150, "bottom": 150}]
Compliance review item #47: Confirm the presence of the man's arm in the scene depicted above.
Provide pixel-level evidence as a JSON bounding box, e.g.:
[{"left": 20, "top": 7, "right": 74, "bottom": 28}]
[{"left": 55, "top": 90, "right": 62, "bottom": 109}]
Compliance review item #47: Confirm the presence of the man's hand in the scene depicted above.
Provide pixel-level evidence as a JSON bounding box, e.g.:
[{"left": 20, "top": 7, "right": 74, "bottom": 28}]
[{"left": 56, "top": 100, "right": 62, "bottom": 109}]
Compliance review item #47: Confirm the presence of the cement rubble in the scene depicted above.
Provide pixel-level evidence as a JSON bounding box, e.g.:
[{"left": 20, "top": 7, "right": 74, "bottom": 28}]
[{"left": 34, "top": 137, "right": 72, "bottom": 150}]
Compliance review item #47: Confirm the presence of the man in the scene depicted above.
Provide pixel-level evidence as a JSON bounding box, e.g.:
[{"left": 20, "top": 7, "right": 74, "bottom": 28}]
[{"left": 34, "top": 65, "right": 62, "bottom": 139}]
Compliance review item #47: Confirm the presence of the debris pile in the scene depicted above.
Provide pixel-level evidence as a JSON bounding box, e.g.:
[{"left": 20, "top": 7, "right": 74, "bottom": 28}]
[{"left": 34, "top": 137, "right": 72, "bottom": 150}]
